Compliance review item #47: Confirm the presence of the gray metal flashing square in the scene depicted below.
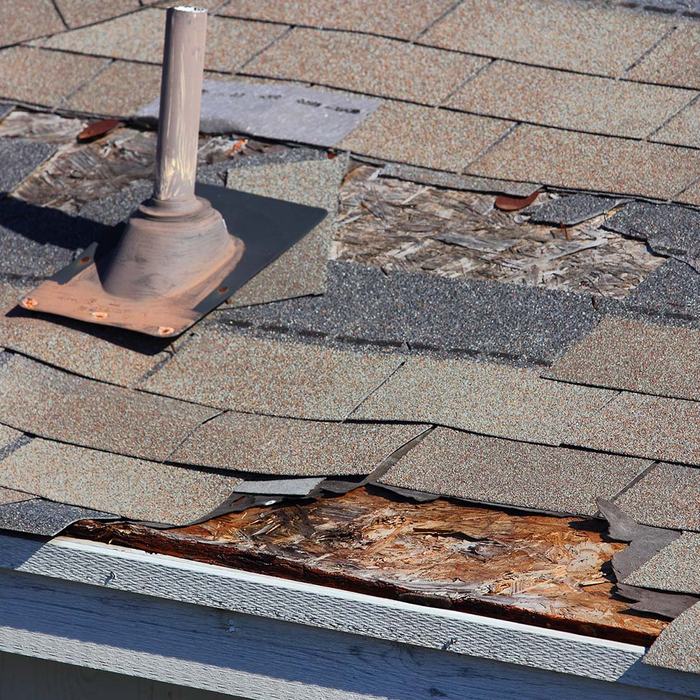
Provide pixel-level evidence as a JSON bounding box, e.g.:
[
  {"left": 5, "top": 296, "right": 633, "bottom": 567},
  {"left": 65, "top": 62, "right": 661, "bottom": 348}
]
[{"left": 134, "top": 79, "right": 382, "bottom": 147}]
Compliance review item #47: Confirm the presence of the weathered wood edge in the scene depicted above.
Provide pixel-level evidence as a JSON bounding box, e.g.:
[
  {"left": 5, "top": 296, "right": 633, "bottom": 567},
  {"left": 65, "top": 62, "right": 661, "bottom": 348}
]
[{"left": 0, "top": 532, "right": 699, "bottom": 698}]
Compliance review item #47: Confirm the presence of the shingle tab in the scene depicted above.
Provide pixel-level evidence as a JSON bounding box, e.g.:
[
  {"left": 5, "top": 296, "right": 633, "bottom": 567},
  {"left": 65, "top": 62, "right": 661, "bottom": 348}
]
[
  {"left": 0, "top": 354, "right": 218, "bottom": 460},
  {"left": 544, "top": 316, "right": 700, "bottom": 401},
  {"left": 421, "top": 0, "right": 671, "bottom": 76},
  {"left": 219, "top": 0, "right": 455, "bottom": 40},
  {"left": 0, "top": 439, "right": 241, "bottom": 526},
  {"left": 140, "top": 327, "right": 405, "bottom": 421},
  {"left": 379, "top": 428, "right": 651, "bottom": 515},
  {"left": 43, "top": 9, "right": 287, "bottom": 72},
  {"left": 0, "top": 47, "right": 108, "bottom": 109},
  {"left": 171, "top": 411, "right": 425, "bottom": 476},
  {"left": 615, "top": 462, "right": 700, "bottom": 531},
  {"left": 447, "top": 61, "right": 693, "bottom": 139},
  {"left": 566, "top": 393, "right": 700, "bottom": 467},
  {"left": 467, "top": 125, "right": 700, "bottom": 201},
  {"left": 644, "top": 602, "right": 700, "bottom": 673},
  {"left": 653, "top": 99, "right": 700, "bottom": 149},
  {"left": 625, "top": 532, "right": 700, "bottom": 594},
  {"left": 0, "top": 0, "right": 65, "bottom": 48},
  {"left": 54, "top": 0, "right": 140, "bottom": 29},
  {"left": 523, "top": 193, "right": 622, "bottom": 226},
  {"left": 0, "top": 137, "right": 56, "bottom": 195},
  {"left": 337, "top": 101, "right": 513, "bottom": 172},
  {"left": 351, "top": 355, "right": 615, "bottom": 445},
  {"left": 246, "top": 28, "right": 488, "bottom": 105},
  {"left": 627, "top": 24, "right": 700, "bottom": 89}
]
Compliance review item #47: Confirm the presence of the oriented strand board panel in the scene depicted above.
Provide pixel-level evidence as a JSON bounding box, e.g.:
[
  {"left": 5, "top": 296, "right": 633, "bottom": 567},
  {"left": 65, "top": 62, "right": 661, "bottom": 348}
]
[
  {"left": 337, "top": 101, "right": 513, "bottom": 172},
  {"left": 220, "top": 0, "right": 455, "bottom": 39},
  {"left": 246, "top": 28, "right": 488, "bottom": 105},
  {"left": 467, "top": 124, "right": 700, "bottom": 200},
  {"left": 420, "top": 0, "right": 671, "bottom": 76},
  {"left": 565, "top": 392, "right": 700, "bottom": 467},
  {"left": 447, "top": 61, "right": 694, "bottom": 139},
  {"left": 139, "top": 327, "right": 405, "bottom": 421},
  {"left": 172, "top": 411, "right": 425, "bottom": 476},
  {"left": 0, "top": 439, "right": 241, "bottom": 526},
  {"left": 380, "top": 428, "right": 651, "bottom": 515},
  {"left": 544, "top": 316, "right": 700, "bottom": 401},
  {"left": 0, "top": 354, "right": 218, "bottom": 461},
  {"left": 351, "top": 355, "right": 615, "bottom": 445}
]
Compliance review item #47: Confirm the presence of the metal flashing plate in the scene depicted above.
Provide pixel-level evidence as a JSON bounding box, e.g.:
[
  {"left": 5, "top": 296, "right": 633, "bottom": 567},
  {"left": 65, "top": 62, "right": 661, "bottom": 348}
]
[{"left": 20, "top": 183, "right": 327, "bottom": 337}]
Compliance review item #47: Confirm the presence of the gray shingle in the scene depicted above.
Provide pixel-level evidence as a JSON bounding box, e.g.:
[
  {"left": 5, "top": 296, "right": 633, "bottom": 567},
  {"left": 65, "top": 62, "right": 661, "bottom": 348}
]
[
  {"left": 544, "top": 316, "right": 700, "bottom": 401},
  {"left": 379, "top": 428, "right": 652, "bottom": 516},
  {"left": 0, "top": 138, "right": 56, "bottom": 195},
  {"left": 0, "top": 354, "right": 218, "bottom": 460},
  {"left": 0, "top": 438, "right": 241, "bottom": 526},
  {"left": 171, "top": 411, "right": 425, "bottom": 476},
  {"left": 139, "top": 326, "right": 404, "bottom": 421},
  {"left": 644, "top": 601, "right": 700, "bottom": 673},
  {"left": 565, "top": 392, "right": 700, "bottom": 467},
  {"left": 233, "top": 477, "right": 324, "bottom": 496},
  {"left": 524, "top": 194, "right": 622, "bottom": 226},
  {"left": 351, "top": 354, "right": 615, "bottom": 445}
]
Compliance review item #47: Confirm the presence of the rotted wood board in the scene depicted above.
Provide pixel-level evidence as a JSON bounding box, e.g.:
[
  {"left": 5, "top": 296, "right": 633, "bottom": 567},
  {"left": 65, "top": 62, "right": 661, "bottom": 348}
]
[{"left": 69, "top": 487, "right": 666, "bottom": 646}]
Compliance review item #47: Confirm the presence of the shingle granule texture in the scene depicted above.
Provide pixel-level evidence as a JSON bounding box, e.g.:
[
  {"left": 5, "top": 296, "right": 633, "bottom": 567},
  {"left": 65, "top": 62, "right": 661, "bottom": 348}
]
[
  {"left": 544, "top": 316, "right": 700, "bottom": 401},
  {"left": 467, "top": 125, "right": 700, "bottom": 201},
  {"left": 0, "top": 486, "right": 33, "bottom": 507},
  {"left": 221, "top": 261, "right": 604, "bottom": 365},
  {"left": 139, "top": 326, "right": 404, "bottom": 421},
  {"left": 523, "top": 193, "right": 622, "bottom": 226},
  {"left": 615, "top": 462, "right": 700, "bottom": 531},
  {"left": 171, "top": 411, "right": 424, "bottom": 476},
  {"left": 644, "top": 602, "right": 700, "bottom": 673},
  {"left": 653, "top": 99, "right": 700, "bottom": 149},
  {"left": 43, "top": 10, "right": 287, "bottom": 72},
  {"left": 63, "top": 60, "right": 162, "bottom": 118},
  {"left": 627, "top": 24, "right": 700, "bottom": 90},
  {"left": 54, "top": 0, "right": 139, "bottom": 29},
  {"left": 447, "top": 61, "right": 692, "bottom": 139},
  {"left": 0, "top": 138, "right": 56, "bottom": 195},
  {"left": 625, "top": 533, "right": 700, "bottom": 594},
  {"left": 0, "top": 354, "right": 218, "bottom": 461},
  {"left": 246, "top": 28, "right": 488, "bottom": 105},
  {"left": 379, "top": 428, "right": 651, "bottom": 516},
  {"left": 0, "top": 423, "right": 22, "bottom": 452},
  {"left": 337, "top": 101, "right": 513, "bottom": 173},
  {"left": 0, "top": 439, "right": 241, "bottom": 526},
  {"left": 0, "top": 497, "right": 116, "bottom": 536},
  {"left": 0, "top": 47, "right": 108, "bottom": 109},
  {"left": 0, "top": 0, "right": 64, "bottom": 47},
  {"left": 351, "top": 355, "right": 615, "bottom": 445},
  {"left": 420, "top": 0, "right": 671, "bottom": 76},
  {"left": 566, "top": 392, "right": 700, "bottom": 467},
  {"left": 225, "top": 154, "right": 346, "bottom": 307},
  {"left": 220, "top": 0, "right": 454, "bottom": 39}
]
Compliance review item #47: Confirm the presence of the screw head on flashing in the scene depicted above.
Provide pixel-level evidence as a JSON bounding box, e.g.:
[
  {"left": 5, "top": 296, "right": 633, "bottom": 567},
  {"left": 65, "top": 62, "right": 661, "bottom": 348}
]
[
  {"left": 79, "top": 256, "right": 91, "bottom": 264},
  {"left": 21, "top": 297, "right": 37, "bottom": 309},
  {"left": 158, "top": 326, "right": 175, "bottom": 336}
]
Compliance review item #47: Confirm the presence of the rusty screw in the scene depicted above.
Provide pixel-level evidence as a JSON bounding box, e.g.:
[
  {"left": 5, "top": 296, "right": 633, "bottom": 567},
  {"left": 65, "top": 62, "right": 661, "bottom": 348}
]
[
  {"left": 158, "top": 326, "right": 175, "bottom": 336},
  {"left": 21, "top": 297, "right": 38, "bottom": 309},
  {"left": 91, "top": 311, "right": 109, "bottom": 320}
]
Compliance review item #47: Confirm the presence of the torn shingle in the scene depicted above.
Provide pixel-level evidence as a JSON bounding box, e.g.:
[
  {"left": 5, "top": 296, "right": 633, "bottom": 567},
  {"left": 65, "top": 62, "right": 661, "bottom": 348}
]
[
  {"left": 219, "top": 0, "right": 455, "bottom": 40},
  {"left": 626, "top": 532, "right": 700, "bottom": 594},
  {"left": 220, "top": 261, "right": 604, "bottom": 365},
  {"left": 54, "top": 0, "right": 140, "bottom": 29},
  {"left": 0, "top": 497, "right": 117, "bottom": 537},
  {"left": 566, "top": 392, "right": 700, "bottom": 467},
  {"left": 467, "top": 125, "right": 700, "bottom": 201},
  {"left": 135, "top": 80, "right": 381, "bottom": 146},
  {"left": 171, "top": 411, "right": 425, "bottom": 476},
  {"left": 351, "top": 355, "right": 615, "bottom": 445},
  {"left": 225, "top": 153, "right": 346, "bottom": 307},
  {"left": 447, "top": 61, "right": 693, "bottom": 139},
  {"left": 0, "top": 138, "right": 56, "bottom": 195},
  {"left": 0, "top": 0, "right": 65, "bottom": 48},
  {"left": 0, "top": 438, "right": 241, "bottom": 526},
  {"left": 379, "top": 428, "right": 652, "bottom": 516},
  {"left": 233, "top": 477, "right": 324, "bottom": 496},
  {"left": 0, "top": 354, "right": 218, "bottom": 461},
  {"left": 139, "top": 326, "right": 404, "bottom": 421},
  {"left": 0, "top": 47, "right": 109, "bottom": 109},
  {"left": 420, "top": 0, "right": 672, "bottom": 76},
  {"left": 245, "top": 28, "right": 488, "bottom": 106},
  {"left": 615, "top": 462, "right": 700, "bottom": 531},
  {"left": 544, "top": 316, "right": 700, "bottom": 401},
  {"left": 644, "top": 602, "right": 700, "bottom": 673},
  {"left": 337, "top": 101, "right": 513, "bottom": 173},
  {"left": 523, "top": 193, "right": 623, "bottom": 226}
]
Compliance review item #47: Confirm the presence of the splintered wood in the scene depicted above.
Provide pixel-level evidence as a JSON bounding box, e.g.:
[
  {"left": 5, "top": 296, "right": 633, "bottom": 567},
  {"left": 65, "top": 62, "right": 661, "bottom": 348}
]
[
  {"left": 70, "top": 488, "right": 667, "bottom": 646},
  {"left": 334, "top": 166, "right": 665, "bottom": 298}
]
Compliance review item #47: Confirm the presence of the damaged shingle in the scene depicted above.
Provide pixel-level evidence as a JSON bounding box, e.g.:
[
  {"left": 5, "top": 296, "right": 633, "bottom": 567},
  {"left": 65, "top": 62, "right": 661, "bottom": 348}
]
[
  {"left": 0, "top": 137, "right": 56, "bottom": 195},
  {"left": 523, "top": 193, "right": 623, "bottom": 226}
]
